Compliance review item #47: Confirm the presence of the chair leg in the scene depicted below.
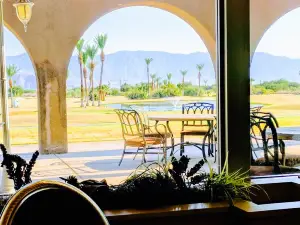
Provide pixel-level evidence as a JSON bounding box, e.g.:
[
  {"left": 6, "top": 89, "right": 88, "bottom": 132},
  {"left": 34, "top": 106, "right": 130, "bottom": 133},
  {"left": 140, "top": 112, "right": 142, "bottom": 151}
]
[
  {"left": 180, "top": 134, "right": 185, "bottom": 156},
  {"left": 170, "top": 137, "right": 175, "bottom": 156},
  {"left": 279, "top": 140, "right": 286, "bottom": 166},
  {"left": 133, "top": 148, "right": 140, "bottom": 160},
  {"left": 214, "top": 138, "right": 217, "bottom": 163},
  {"left": 142, "top": 146, "right": 147, "bottom": 163},
  {"left": 119, "top": 144, "right": 126, "bottom": 166}
]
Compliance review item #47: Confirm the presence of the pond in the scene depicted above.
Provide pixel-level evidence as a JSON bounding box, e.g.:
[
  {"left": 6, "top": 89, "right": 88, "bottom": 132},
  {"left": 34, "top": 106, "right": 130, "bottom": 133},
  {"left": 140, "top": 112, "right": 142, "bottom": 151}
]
[{"left": 108, "top": 98, "right": 262, "bottom": 112}]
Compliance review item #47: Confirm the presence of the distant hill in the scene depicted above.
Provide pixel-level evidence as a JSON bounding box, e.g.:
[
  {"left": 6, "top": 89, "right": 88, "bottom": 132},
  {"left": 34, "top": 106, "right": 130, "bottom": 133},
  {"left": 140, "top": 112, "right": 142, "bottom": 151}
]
[{"left": 6, "top": 51, "right": 300, "bottom": 89}]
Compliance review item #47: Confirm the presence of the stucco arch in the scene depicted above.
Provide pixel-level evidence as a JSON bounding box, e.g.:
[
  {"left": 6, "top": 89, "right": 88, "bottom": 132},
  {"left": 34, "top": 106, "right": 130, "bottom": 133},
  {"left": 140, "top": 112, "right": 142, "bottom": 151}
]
[
  {"left": 3, "top": 23, "right": 35, "bottom": 74},
  {"left": 250, "top": 0, "right": 300, "bottom": 61},
  {"left": 67, "top": 1, "right": 216, "bottom": 68}
]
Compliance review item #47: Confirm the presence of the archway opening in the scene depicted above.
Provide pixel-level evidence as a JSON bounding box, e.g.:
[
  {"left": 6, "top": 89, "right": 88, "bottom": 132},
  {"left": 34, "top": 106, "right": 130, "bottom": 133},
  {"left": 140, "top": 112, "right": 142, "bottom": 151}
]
[
  {"left": 66, "top": 6, "right": 216, "bottom": 184},
  {"left": 251, "top": 7, "right": 300, "bottom": 175},
  {"left": 1, "top": 27, "right": 37, "bottom": 148}
]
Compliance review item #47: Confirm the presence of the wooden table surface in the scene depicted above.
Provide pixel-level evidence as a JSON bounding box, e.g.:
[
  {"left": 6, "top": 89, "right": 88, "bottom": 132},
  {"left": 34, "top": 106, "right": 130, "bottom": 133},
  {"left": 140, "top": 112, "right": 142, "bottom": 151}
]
[
  {"left": 271, "top": 127, "right": 300, "bottom": 141},
  {"left": 148, "top": 114, "right": 216, "bottom": 122}
]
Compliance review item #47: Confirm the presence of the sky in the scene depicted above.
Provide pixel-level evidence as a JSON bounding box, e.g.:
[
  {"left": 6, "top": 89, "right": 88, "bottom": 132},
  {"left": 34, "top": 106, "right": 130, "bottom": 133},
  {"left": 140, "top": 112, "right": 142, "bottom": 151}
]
[{"left": 4, "top": 6, "right": 300, "bottom": 58}]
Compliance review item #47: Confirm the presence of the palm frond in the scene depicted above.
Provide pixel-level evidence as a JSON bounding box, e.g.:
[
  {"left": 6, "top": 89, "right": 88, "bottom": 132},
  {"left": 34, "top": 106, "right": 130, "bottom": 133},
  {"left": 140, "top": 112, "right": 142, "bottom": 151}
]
[
  {"left": 76, "top": 39, "right": 85, "bottom": 53},
  {"left": 82, "top": 51, "right": 88, "bottom": 65},
  {"left": 150, "top": 73, "right": 156, "bottom": 79},
  {"left": 85, "top": 44, "right": 99, "bottom": 60},
  {"left": 167, "top": 73, "right": 172, "bottom": 80},
  {"left": 6, "top": 64, "right": 20, "bottom": 78},
  {"left": 145, "top": 58, "right": 153, "bottom": 65},
  {"left": 94, "top": 34, "right": 108, "bottom": 50},
  {"left": 196, "top": 64, "right": 204, "bottom": 71},
  {"left": 180, "top": 70, "right": 188, "bottom": 76}
]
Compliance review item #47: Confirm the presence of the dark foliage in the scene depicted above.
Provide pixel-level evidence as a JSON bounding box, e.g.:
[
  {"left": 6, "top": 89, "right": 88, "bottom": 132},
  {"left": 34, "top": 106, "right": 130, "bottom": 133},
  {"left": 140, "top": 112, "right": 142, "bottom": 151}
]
[
  {"left": 0, "top": 144, "right": 39, "bottom": 190},
  {"left": 60, "top": 156, "right": 235, "bottom": 210}
]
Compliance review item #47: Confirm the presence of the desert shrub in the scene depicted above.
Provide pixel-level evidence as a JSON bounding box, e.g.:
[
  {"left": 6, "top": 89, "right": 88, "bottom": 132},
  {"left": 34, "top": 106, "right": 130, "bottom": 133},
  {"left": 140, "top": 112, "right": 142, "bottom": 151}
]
[
  {"left": 126, "top": 89, "right": 147, "bottom": 99},
  {"left": 23, "top": 89, "right": 35, "bottom": 94},
  {"left": 9, "top": 86, "right": 24, "bottom": 97},
  {"left": 184, "top": 86, "right": 199, "bottom": 96},
  {"left": 120, "top": 83, "right": 132, "bottom": 92},
  {"left": 109, "top": 88, "right": 121, "bottom": 96}
]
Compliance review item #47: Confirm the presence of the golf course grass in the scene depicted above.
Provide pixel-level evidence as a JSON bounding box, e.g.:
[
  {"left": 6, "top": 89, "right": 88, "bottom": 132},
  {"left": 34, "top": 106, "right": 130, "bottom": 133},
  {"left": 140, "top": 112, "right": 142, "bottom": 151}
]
[{"left": 4, "top": 94, "right": 300, "bottom": 146}]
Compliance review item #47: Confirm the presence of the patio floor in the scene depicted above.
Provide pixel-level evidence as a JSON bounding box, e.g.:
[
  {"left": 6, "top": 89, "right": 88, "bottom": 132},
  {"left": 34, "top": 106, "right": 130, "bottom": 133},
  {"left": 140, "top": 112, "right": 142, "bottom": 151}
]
[
  {"left": 3, "top": 139, "right": 300, "bottom": 185},
  {"left": 6, "top": 139, "right": 219, "bottom": 185}
]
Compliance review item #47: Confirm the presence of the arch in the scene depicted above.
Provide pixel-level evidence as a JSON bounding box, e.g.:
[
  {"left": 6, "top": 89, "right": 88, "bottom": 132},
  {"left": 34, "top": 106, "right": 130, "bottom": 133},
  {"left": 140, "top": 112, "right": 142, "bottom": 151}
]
[
  {"left": 251, "top": 1, "right": 300, "bottom": 61},
  {"left": 4, "top": 22, "right": 36, "bottom": 74},
  {"left": 66, "top": 1, "right": 216, "bottom": 68}
]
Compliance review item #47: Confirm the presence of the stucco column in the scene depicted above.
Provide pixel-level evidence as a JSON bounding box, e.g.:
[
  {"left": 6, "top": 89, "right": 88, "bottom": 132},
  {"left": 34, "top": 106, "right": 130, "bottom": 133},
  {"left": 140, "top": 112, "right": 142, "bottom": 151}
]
[{"left": 36, "top": 60, "right": 68, "bottom": 154}]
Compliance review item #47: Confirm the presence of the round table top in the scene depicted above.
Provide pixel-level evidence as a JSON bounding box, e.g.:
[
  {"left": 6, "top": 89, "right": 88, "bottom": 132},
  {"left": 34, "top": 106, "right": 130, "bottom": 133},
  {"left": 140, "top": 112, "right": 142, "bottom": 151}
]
[
  {"left": 148, "top": 114, "right": 216, "bottom": 122},
  {"left": 273, "top": 127, "right": 300, "bottom": 141}
]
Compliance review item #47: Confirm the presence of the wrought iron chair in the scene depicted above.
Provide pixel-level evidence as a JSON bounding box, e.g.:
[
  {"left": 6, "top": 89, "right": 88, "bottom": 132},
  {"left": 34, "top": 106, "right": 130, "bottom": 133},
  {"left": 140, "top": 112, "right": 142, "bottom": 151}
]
[
  {"left": 115, "top": 109, "right": 167, "bottom": 166},
  {"left": 129, "top": 105, "right": 172, "bottom": 139},
  {"left": 180, "top": 102, "right": 214, "bottom": 155},
  {"left": 0, "top": 180, "right": 110, "bottom": 225},
  {"left": 250, "top": 112, "right": 285, "bottom": 172}
]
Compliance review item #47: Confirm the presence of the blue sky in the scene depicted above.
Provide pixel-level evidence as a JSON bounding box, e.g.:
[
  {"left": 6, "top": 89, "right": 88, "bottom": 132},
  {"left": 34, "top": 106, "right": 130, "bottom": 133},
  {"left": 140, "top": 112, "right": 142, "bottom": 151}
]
[{"left": 4, "top": 6, "right": 300, "bottom": 58}]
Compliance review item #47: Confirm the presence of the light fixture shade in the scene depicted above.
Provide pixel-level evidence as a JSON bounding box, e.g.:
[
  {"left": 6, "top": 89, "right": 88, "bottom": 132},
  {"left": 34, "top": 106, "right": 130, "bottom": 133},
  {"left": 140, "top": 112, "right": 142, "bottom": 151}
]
[{"left": 13, "top": 0, "right": 34, "bottom": 32}]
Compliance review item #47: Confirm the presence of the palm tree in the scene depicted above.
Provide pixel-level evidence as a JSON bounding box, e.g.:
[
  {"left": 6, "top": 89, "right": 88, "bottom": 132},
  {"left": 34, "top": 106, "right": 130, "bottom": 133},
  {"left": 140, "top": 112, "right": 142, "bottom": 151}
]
[
  {"left": 76, "top": 39, "right": 85, "bottom": 107},
  {"left": 155, "top": 77, "right": 161, "bottom": 89},
  {"left": 150, "top": 73, "right": 156, "bottom": 90},
  {"left": 167, "top": 73, "right": 172, "bottom": 85},
  {"left": 94, "top": 34, "right": 108, "bottom": 106},
  {"left": 180, "top": 70, "right": 188, "bottom": 96},
  {"left": 82, "top": 51, "right": 88, "bottom": 107},
  {"left": 196, "top": 64, "right": 204, "bottom": 96},
  {"left": 86, "top": 44, "right": 99, "bottom": 106},
  {"left": 145, "top": 58, "right": 153, "bottom": 97},
  {"left": 7, "top": 64, "right": 19, "bottom": 108}
]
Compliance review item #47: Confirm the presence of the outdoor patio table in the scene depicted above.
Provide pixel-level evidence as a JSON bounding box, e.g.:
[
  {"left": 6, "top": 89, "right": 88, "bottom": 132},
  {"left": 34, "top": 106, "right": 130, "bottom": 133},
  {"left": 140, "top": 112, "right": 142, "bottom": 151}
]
[
  {"left": 268, "top": 127, "right": 300, "bottom": 141},
  {"left": 148, "top": 114, "right": 216, "bottom": 159}
]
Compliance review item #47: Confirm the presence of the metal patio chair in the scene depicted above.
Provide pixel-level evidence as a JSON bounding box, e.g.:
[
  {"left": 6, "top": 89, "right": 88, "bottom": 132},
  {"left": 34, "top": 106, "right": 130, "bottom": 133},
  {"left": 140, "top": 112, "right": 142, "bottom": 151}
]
[
  {"left": 250, "top": 112, "right": 285, "bottom": 172},
  {"left": 115, "top": 109, "right": 167, "bottom": 166},
  {"left": 180, "top": 102, "right": 215, "bottom": 155}
]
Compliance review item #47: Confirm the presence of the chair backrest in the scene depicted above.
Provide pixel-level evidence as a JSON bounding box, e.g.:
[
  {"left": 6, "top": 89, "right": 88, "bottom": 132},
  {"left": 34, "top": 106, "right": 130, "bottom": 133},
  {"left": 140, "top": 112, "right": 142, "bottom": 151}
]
[
  {"left": 250, "top": 112, "right": 280, "bottom": 166},
  {"left": 115, "top": 109, "right": 144, "bottom": 139},
  {"left": 128, "top": 105, "right": 150, "bottom": 127},
  {"left": 0, "top": 180, "right": 110, "bottom": 225},
  {"left": 182, "top": 102, "right": 214, "bottom": 127}
]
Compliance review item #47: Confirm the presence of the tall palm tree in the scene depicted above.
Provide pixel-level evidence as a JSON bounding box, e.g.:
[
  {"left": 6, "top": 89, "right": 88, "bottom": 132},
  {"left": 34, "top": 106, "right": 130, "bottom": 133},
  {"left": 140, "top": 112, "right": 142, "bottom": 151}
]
[
  {"left": 150, "top": 73, "right": 156, "bottom": 90},
  {"left": 180, "top": 70, "right": 188, "bottom": 96},
  {"left": 6, "top": 64, "right": 19, "bottom": 108},
  {"left": 76, "top": 39, "right": 85, "bottom": 107},
  {"left": 196, "top": 64, "right": 204, "bottom": 96},
  {"left": 155, "top": 77, "right": 161, "bottom": 89},
  {"left": 167, "top": 73, "right": 172, "bottom": 85},
  {"left": 145, "top": 58, "right": 153, "bottom": 97},
  {"left": 94, "top": 34, "right": 108, "bottom": 106},
  {"left": 86, "top": 44, "right": 99, "bottom": 106},
  {"left": 82, "top": 51, "right": 88, "bottom": 107}
]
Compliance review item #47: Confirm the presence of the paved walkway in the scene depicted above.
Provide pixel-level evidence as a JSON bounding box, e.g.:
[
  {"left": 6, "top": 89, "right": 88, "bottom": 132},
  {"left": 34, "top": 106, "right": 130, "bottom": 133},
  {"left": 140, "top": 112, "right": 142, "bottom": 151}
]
[
  {"left": 4, "top": 139, "right": 300, "bottom": 185},
  {"left": 4, "top": 139, "right": 218, "bottom": 185}
]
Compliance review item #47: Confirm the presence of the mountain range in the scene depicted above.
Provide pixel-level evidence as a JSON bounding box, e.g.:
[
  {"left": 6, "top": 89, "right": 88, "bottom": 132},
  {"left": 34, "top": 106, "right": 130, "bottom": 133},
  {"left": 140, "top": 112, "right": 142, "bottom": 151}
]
[{"left": 7, "top": 51, "right": 300, "bottom": 89}]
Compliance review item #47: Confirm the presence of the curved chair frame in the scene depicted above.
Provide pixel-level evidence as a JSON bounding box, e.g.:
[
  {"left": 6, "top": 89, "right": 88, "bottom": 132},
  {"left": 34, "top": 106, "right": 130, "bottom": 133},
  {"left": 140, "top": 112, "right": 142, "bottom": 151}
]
[
  {"left": 180, "top": 102, "right": 214, "bottom": 155},
  {"left": 0, "top": 180, "right": 110, "bottom": 225},
  {"left": 250, "top": 113, "right": 285, "bottom": 172}
]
